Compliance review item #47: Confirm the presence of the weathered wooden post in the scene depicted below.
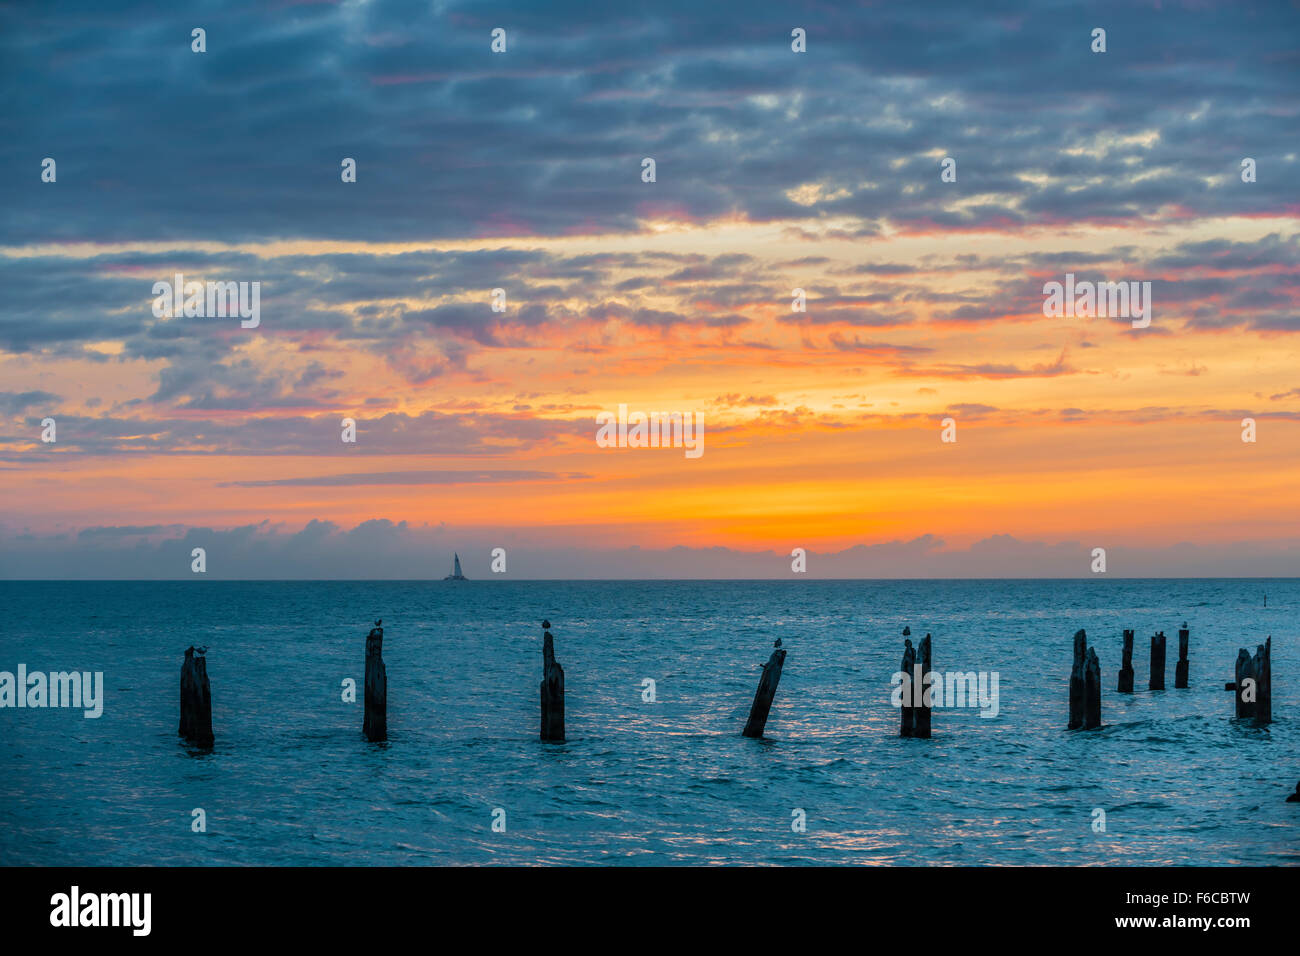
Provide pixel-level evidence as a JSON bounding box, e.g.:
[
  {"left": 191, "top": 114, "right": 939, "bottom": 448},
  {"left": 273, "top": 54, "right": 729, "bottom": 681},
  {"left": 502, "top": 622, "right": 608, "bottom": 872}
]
[
  {"left": 363, "top": 622, "right": 386, "bottom": 742},
  {"left": 1117, "top": 629, "right": 1134, "bottom": 693},
  {"left": 1068, "top": 629, "right": 1086, "bottom": 729},
  {"left": 1084, "top": 647, "right": 1102, "bottom": 730},
  {"left": 178, "top": 646, "right": 214, "bottom": 748},
  {"left": 1149, "top": 631, "right": 1166, "bottom": 691},
  {"left": 540, "top": 620, "right": 565, "bottom": 742},
  {"left": 1233, "top": 648, "right": 1255, "bottom": 718},
  {"left": 899, "top": 635, "right": 916, "bottom": 738},
  {"left": 913, "top": 633, "right": 933, "bottom": 739},
  {"left": 742, "top": 640, "right": 786, "bottom": 739},
  {"left": 1253, "top": 637, "right": 1271, "bottom": 728},
  {"left": 1175, "top": 625, "right": 1190, "bottom": 689}
]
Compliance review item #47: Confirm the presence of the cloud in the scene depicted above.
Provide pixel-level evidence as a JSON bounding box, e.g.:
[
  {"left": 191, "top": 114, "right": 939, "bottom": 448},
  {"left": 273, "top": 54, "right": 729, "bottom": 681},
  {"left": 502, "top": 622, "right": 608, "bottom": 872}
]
[
  {"left": 3, "top": 2, "right": 1296, "bottom": 244},
  {"left": 0, "top": 390, "right": 60, "bottom": 416},
  {"left": 0, "top": 409, "right": 590, "bottom": 459},
  {"left": 219, "top": 469, "right": 591, "bottom": 487},
  {"left": 4, "top": 521, "right": 1297, "bottom": 579}
]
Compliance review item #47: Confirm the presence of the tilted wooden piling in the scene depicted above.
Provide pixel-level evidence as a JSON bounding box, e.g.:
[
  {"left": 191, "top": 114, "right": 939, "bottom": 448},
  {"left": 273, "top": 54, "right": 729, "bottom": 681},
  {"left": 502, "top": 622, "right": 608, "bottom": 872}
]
[
  {"left": 1149, "top": 631, "right": 1166, "bottom": 691},
  {"left": 178, "top": 646, "right": 214, "bottom": 748},
  {"left": 1253, "top": 637, "right": 1271, "bottom": 727},
  {"left": 1117, "top": 629, "right": 1134, "bottom": 693},
  {"left": 899, "top": 636, "right": 916, "bottom": 738},
  {"left": 742, "top": 641, "right": 786, "bottom": 739},
  {"left": 1175, "top": 626, "right": 1190, "bottom": 689},
  {"left": 1084, "top": 647, "right": 1102, "bottom": 730},
  {"left": 363, "top": 623, "right": 387, "bottom": 742},
  {"left": 912, "top": 633, "right": 933, "bottom": 739},
  {"left": 1234, "top": 648, "right": 1255, "bottom": 719},
  {"left": 540, "top": 620, "right": 565, "bottom": 742},
  {"left": 1068, "top": 629, "right": 1087, "bottom": 730}
]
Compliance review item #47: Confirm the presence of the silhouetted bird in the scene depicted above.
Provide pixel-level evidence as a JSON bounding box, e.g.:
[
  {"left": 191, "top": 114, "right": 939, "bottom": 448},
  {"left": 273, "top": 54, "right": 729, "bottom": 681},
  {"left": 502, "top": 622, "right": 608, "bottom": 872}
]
[
  {"left": 903, "top": 626, "right": 911, "bottom": 636},
  {"left": 774, "top": 638, "right": 782, "bottom": 649},
  {"left": 542, "top": 619, "right": 551, "bottom": 629},
  {"left": 1287, "top": 781, "right": 1300, "bottom": 803}
]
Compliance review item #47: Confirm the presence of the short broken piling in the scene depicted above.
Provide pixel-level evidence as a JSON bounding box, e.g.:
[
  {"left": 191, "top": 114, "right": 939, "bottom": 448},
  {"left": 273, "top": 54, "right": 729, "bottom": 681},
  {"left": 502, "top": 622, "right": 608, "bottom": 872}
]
[
  {"left": 540, "top": 620, "right": 565, "bottom": 742},
  {"left": 1254, "top": 637, "right": 1271, "bottom": 727},
  {"left": 1233, "top": 648, "right": 1255, "bottom": 719},
  {"left": 1084, "top": 647, "right": 1101, "bottom": 730},
  {"left": 1117, "top": 629, "right": 1134, "bottom": 693},
  {"left": 1175, "top": 626, "right": 1190, "bottom": 689},
  {"left": 178, "top": 646, "right": 213, "bottom": 748},
  {"left": 1068, "top": 629, "right": 1087, "bottom": 730},
  {"left": 742, "top": 640, "right": 786, "bottom": 739},
  {"left": 899, "top": 635, "right": 916, "bottom": 738},
  {"left": 1149, "top": 631, "right": 1166, "bottom": 691},
  {"left": 363, "top": 622, "right": 386, "bottom": 742},
  {"left": 912, "top": 634, "right": 933, "bottom": 739},
  {"left": 1227, "top": 639, "right": 1271, "bottom": 724}
]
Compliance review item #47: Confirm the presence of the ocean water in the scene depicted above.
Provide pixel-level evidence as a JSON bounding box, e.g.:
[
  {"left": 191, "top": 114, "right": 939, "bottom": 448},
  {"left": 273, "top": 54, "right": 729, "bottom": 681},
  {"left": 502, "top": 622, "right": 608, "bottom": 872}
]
[{"left": 0, "top": 579, "right": 1294, "bottom": 866}]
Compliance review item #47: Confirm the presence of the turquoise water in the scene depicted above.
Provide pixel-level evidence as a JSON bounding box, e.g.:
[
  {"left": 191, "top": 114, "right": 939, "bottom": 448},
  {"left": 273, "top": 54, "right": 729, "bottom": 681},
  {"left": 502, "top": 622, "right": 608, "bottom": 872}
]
[{"left": 0, "top": 579, "right": 1295, "bottom": 865}]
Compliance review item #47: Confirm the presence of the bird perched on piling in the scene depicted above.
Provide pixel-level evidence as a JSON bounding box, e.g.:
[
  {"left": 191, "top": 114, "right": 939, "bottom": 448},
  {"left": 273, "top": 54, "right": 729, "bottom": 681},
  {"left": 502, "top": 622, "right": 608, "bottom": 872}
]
[
  {"left": 903, "top": 626, "right": 911, "bottom": 636},
  {"left": 542, "top": 619, "right": 551, "bottom": 629},
  {"left": 774, "top": 638, "right": 782, "bottom": 648}
]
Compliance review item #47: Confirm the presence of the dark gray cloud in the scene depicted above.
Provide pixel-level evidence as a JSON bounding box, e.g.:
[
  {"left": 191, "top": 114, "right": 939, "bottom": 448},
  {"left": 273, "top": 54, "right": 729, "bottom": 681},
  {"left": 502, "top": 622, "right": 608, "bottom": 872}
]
[
  {"left": 0, "top": 409, "right": 591, "bottom": 459},
  {"left": 0, "top": 390, "right": 60, "bottom": 415},
  {"left": 2, "top": 1, "right": 1295, "bottom": 244}
]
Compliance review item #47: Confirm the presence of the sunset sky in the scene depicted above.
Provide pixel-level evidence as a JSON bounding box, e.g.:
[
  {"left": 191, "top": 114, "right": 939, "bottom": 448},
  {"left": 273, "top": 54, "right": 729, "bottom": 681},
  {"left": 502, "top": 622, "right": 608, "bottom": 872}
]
[{"left": 1, "top": 0, "right": 1298, "bottom": 577}]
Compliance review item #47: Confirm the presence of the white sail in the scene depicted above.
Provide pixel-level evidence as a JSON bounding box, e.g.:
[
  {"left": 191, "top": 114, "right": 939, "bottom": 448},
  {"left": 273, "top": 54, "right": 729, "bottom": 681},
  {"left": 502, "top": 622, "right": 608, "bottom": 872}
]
[{"left": 444, "top": 552, "right": 466, "bottom": 580}]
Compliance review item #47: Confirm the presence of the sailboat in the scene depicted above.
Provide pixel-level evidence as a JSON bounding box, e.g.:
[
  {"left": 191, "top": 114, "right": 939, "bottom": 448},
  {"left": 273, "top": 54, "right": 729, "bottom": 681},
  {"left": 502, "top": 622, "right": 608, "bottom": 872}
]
[{"left": 443, "top": 552, "right": 468, "bottom": 581}]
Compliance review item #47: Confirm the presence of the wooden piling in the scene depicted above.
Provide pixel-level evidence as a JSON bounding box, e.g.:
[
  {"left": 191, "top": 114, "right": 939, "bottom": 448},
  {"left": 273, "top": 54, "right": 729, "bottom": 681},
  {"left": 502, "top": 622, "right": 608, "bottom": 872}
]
[
  {"left": 363, "top": 623, "right": 386, "bottom": 742},
  {"left": 1175, "top": 627, "right": 1190, "bottom": 689},
  {"left": 540, "top": 620, "right": 565, "bottom": 742},
  {"left": 178, "top": 646, "right": 214, "bottom": 748},
  {"left": 1149, "top": 631, "right": 1166, "bottom": 691},
  {"left": 912, "top": 634, "right": 933, "bottom": 739},
  {"left": 1084, "top": 647, "right": 1101, "bottom": 730},
  {"left": 1253, "top": 637, "right": 1271, "bottom": 728},
  {"left": 1068, "top": 629, "right": 1086, "bottom": 730},
  {"left": 742, "top": 641, "right": 786, "bottom": 739},
  {"left": 1117, "top": 629, "right": 1134, "bottom": 693},
  {"left": 899, "top": 636, "right": 916, "bottom": 738},
  {"left": 1234, "top": 648, "right": 1255, "bottom": 719}
]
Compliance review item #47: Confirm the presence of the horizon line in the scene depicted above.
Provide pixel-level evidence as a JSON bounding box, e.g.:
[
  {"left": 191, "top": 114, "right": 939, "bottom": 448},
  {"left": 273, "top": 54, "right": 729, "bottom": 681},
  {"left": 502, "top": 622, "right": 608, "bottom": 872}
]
[{"left": 1, "top": 576, "right": 1295, "bottom": 584}]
